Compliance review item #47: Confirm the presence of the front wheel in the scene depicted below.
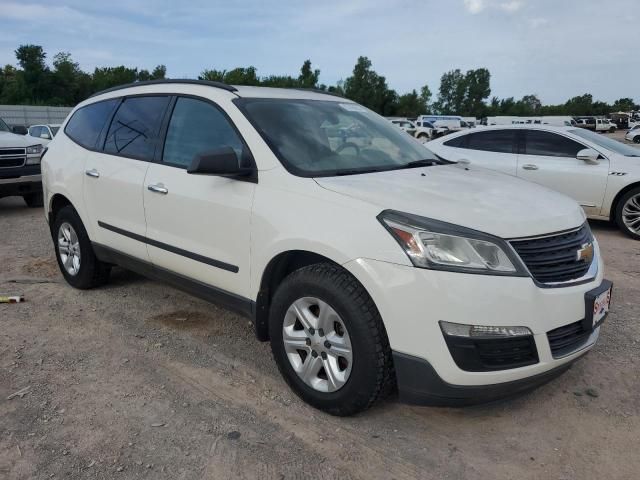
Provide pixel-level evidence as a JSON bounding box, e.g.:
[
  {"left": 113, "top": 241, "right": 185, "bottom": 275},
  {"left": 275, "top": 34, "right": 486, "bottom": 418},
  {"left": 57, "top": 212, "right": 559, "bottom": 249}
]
[
  {"left": 615, "top": 187, "right": 640, "bottom": 240},
  {"left": 269, "top": 264, "right": 394, "bottom": 416},
  {"left": 417, "top": 133, "right": 430, "bottom": 144},
  {"left": 634, "top": 136, "right": 640, "bottom": 144}
]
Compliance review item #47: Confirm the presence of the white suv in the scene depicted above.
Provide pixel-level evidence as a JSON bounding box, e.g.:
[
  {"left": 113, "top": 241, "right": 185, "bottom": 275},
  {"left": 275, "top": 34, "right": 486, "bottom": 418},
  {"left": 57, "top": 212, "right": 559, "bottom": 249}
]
[
  {"left": 42, "top": 80, "right": 612, "bottom": 416},
  {"left": 428, "top": 125, "right": 640, "bottom": 240}
]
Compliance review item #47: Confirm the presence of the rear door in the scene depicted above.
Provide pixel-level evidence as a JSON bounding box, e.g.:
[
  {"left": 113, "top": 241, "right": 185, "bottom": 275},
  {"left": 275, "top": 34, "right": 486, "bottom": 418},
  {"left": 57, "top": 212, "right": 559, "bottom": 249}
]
[
  {"left": 438, "top": 129, "right": 518, "bottom": 175},
  {"left": 83, "top": 95, "right": 171, "bottom": 260},
  {"left": 516, "top": 129, "right": 609, "bottom": 214},
  {"left": 143, "top": 95, "right": 256, "bottom": 298}
]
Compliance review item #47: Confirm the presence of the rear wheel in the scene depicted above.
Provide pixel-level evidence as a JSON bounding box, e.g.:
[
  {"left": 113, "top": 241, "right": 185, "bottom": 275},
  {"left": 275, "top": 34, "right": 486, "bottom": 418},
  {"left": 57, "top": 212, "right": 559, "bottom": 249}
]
[
  {"left": 615, "top": 187, "right": 640, "bottom": 240},
  {"left": 23, "top": 192, "right": 43, "bottom": 208},
  {"left": 53, "top": 206, "right": 111, "bottom": 288},
  {"left": 269, "top": 263, "right": 394, "bottom": 416}
]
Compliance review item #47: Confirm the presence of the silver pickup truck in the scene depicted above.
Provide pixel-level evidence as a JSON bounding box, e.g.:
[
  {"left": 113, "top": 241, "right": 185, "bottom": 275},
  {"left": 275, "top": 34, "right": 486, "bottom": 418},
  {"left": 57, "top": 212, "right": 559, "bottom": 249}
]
[{"left": 0, "top": 117, "right": 45, "bottom": 207}]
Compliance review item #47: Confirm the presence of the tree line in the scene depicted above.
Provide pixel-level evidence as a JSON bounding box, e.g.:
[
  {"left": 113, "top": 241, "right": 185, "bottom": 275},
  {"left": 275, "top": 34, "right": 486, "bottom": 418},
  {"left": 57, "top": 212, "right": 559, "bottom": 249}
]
[{"left": 0, "top": 44, "right": 637, "bottom": 119}]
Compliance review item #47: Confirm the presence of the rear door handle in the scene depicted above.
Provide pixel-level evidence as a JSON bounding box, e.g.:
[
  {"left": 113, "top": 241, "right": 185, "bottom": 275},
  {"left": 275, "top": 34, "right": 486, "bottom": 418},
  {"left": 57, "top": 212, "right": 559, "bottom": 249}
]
[
  {"left": 522, "top": 164, "right": 539, "bottom": 171},
  {"left": 147, "top": 183, "right": 168, "bottom": 194},
  {"left": 85, "top": 169, "right": 100, "bottom": 178}
]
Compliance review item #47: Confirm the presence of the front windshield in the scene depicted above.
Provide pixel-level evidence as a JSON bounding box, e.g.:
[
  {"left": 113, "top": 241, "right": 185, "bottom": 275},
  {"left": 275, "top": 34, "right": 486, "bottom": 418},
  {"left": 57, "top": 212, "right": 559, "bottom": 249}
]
[
  {"left": 235, "top": 98, "right": 439, "bottom": 176},
  {"left": 569, "top": 128, "right": 640, "bottom": 157},
  {"left": 51, "top": 126, "right": 60, "bottom": 136},
  {"left": 0, "top": 118, "right": 10, "bottom": 132}
]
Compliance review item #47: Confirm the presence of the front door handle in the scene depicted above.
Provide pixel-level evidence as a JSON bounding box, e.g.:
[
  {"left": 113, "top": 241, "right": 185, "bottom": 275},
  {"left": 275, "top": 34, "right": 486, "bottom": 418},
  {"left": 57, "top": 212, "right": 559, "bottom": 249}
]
[
  {"left": 522, "top": 164, "right": 539, "bottom": 171},
  {"left": 147, "top": 183, "right": 169, "bottom": 195},
  {"left": 85, "top": 169, "right": 100, "bottom": 178}
]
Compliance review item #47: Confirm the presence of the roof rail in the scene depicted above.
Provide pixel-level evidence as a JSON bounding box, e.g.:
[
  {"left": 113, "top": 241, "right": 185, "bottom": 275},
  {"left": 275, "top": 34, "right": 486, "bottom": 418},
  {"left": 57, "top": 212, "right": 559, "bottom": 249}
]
[
  {"left": 290, "top": 87, "right": 344, "bottom": 98},
  {"left": 89, "top": 79, "right": 237, "bottom": 98}
]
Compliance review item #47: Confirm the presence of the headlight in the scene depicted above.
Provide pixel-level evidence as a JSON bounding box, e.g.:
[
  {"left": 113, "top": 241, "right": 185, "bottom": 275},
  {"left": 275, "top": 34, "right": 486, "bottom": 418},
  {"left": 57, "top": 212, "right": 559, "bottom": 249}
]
[
  {"left": 378, "top": 210, "right": 527, "bottom": 276},
  {"left": 26, "top": 144, "right": 43, "bottom": 155}
]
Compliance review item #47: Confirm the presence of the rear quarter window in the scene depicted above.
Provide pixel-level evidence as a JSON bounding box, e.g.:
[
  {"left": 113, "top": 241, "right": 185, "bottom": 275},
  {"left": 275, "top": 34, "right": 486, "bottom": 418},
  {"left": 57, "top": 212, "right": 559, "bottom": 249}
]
[
  {"left": 443, "top": 135, "right": 467, "bottom": 148},
  {"left": 65, "top": 99, "right": 119, "bottom": 149}
]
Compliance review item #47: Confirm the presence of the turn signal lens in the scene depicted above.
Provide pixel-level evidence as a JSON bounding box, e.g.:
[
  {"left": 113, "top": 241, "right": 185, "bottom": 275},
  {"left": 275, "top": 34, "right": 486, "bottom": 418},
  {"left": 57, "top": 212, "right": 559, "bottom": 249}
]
[{"left": 440, "top": 321, "right": 532, "bottom": 338}]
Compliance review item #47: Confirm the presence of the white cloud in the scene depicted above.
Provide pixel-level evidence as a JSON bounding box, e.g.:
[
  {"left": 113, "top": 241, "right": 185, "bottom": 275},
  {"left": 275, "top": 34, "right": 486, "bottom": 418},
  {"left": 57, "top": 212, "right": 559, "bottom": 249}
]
[
  {"left": 528, "top": 17, "right": 550, "bottom": 28},
  {"left": 500, "top": 1, "right": 524, "bottom": 12},
  {"left": 463, "top": 0, "right": 524, "bottom": 14},
  {"left": 464, "top": 0, "right": 486, "bottom": 14}
]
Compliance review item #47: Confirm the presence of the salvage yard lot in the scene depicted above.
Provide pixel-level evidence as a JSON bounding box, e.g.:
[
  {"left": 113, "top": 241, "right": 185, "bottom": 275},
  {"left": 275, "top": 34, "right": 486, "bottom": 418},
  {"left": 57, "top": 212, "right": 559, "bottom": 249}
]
[{"left": 0, "top": 196, "right": 639, "bottom": 479}]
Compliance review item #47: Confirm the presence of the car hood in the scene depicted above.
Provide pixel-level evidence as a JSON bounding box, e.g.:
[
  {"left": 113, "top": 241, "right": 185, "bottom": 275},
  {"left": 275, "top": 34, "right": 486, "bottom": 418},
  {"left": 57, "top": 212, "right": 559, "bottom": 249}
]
[
  {"left": 314, "top": 165, "right": 586, "bottom": 238},
  {"left": 0, "top": 131, "right": 43, "bottom": 148}
]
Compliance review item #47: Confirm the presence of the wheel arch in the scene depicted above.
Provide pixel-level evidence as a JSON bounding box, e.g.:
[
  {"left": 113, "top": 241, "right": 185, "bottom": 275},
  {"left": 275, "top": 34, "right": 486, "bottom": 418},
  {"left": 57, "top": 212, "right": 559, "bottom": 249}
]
[
  {"left": 48, "top": 194, "right": 74, "bottom": 233},
  {"left": 254, "top": 250, "right": 343, "bottom": 341},
  {"left": 609, "top": 181, "right": 640, "bottom": 222}
]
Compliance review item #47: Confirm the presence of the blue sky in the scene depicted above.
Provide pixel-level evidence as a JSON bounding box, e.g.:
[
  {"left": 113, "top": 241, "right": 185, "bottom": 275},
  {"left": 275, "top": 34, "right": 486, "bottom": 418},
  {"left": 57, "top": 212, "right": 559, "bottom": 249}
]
[{"left": 0, "top": 0, "right": 635, "bottom": 104}]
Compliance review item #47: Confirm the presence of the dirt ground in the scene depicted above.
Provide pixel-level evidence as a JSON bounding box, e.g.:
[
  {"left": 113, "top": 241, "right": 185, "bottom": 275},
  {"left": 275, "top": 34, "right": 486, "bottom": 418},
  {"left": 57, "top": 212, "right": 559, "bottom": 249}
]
[{"left": 1, "top": 189, "right": 639, "bottom": 479}]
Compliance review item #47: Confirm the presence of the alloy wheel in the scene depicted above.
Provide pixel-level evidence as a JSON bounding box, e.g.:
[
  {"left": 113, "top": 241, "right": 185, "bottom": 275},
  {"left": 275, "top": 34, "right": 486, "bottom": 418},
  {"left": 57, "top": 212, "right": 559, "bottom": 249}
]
[
  {"left": 282, "top": 296, "right": 353, "bottom": 393},
  {"left": 622, "top": 194, "right": 640, "bottom": 234},
  {"left": 58, "top": 222, "right": 81, "bottom": 276}
]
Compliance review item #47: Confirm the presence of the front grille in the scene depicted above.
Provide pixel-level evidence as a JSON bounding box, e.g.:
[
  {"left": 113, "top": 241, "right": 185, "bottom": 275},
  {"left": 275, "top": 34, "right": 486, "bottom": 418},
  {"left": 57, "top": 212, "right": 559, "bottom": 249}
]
[
  {"left": 547, "top": 320, "right": 591, "bottom": 358},
  {"left": 0, "top": 148, "right": 26, "bottom": 168},
  {"left": 510, "top": 224, "right": 593, "bottom": 284},
  {"left": 443, "top": 335, "right": 539, "bottom": 372}
]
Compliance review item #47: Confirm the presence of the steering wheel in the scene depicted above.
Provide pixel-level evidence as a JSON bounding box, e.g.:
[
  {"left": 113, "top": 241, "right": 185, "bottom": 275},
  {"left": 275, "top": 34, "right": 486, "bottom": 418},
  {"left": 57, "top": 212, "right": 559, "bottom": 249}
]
[{"left": 335, "top": 141, "right": 360, "bottom": 156}]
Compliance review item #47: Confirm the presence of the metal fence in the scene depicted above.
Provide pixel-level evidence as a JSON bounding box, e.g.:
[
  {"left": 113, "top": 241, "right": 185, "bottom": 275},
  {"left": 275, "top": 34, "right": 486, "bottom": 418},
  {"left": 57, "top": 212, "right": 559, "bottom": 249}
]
[{"left": 0, "top": 105, "right": 73, "bottom": 127}]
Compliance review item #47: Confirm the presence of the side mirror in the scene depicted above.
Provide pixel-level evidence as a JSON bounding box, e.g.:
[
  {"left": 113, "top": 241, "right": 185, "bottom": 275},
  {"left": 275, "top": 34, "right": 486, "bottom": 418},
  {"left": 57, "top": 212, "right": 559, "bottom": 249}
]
[
  {"left": 577, "top": 148, "right": 600, "bottom": 165},
  {"left": 12, "top": 125, "right": 28, "bottom": 135},
  {"left": 187, "top": 146, "right": 254, "bottom": 178},
  {"left": 40, "top": 133, "right": 51, "bottom": 140}
]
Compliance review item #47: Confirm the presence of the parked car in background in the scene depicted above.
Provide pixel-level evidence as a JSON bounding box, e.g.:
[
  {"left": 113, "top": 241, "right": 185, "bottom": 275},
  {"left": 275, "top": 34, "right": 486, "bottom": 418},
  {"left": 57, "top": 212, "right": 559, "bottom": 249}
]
[
  {"left": 0, "top": 116, "right": 45, "bottom": 206},
  {"left": 28, "top": 124, "right": 61, "bottom": 144},
  {"left": 42, "top": 80, "right": 610, "bottom": 415},
  {"left": 413, "top": 119, "right": 448, "bottom": 142},
  {"left": 388, "top": 118, "right": 417, "bottom": 136},
  {"left": 416, "top": 115, "right": 463, "bottom": 131},
  {"left": 428, "top": 125, "right": 640, "bottom": 239},
  {"left": 575, "top": 117, "right": 616, "bottom": 133},
  {"left": 625, "top": 125, "right": 640, "bottom": 144},
  {"left": 482, "top": 116, "right": 577, "bottom": 127}
]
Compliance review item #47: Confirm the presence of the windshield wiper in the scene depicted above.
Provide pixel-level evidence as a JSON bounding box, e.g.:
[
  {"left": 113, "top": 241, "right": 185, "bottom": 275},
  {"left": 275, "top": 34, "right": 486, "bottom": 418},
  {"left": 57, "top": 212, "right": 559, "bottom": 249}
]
[
  {"left": 334, "top": 167, "right": 383, "bottom": 176},
  {"left": 401, "top": 158, "right": 447, "bottom": 169}
]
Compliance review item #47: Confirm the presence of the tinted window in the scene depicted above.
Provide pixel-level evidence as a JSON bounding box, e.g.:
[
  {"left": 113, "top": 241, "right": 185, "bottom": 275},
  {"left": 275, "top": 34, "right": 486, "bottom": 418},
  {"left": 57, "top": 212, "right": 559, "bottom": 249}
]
[
  {"left": 65, "top": 99, "right": 119, "bottom": 149},
  {"left": 30, "top": 126, "right": 42, "bottom": 137},
  {"left": 443, "top": 135, "right": 467, "bottom": 148},
  {"left": 163, "top": 97, "right": 245, "bottom": 168},
  {"left": 524, "top": 130, "right": 584, "bottom": 157},
  {"left": 104, "top": 96, "right": 170, "bottom": 161},
  {"left": 464, "top": 130, "right": 515, "bottom": 153}
]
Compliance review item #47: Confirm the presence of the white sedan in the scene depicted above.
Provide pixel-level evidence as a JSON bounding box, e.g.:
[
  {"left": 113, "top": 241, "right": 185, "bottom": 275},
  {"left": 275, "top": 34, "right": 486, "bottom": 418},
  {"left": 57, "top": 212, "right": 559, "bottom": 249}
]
[
  {"left": 428, "top": 125, "right": 640, "bottom": 239},
  {"left": 625, "top": 125, "right": 640, "bottom": 144}
]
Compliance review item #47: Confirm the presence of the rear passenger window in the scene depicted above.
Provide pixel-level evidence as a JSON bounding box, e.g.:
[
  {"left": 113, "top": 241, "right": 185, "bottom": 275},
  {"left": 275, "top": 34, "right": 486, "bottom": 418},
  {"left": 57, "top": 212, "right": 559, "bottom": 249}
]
[
  {"left": 162, "top": 97, "right": 245, "bottom": 168},
  {"left": 443, "top": 135, "right": 467, "bottom": 148},
  {"left": 65, "top": 99, "right": 119, "bottom": 149},
  {"left": 464, "top": 130, "right": 515, "bottom": 153},
  {"left": 104, "top": 96, "right": 170, "bottom": 161},
  {"left": 524, "top": 130, "right": 584, "bottom": 157}
]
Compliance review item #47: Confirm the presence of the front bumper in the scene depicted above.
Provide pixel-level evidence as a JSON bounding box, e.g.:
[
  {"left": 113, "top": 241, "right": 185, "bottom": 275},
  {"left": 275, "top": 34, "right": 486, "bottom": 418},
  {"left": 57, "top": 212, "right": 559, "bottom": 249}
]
[
  {"left": 0, "top": 173, "right": 42, "bottom": 197},
  {"left": 344, "top": 254, "right": 605, "bottom": 397}
]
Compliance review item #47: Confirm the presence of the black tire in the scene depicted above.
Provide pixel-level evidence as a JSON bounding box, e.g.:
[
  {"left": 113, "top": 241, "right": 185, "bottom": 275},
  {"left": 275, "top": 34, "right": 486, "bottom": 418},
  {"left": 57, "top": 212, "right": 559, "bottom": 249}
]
[
  {"left": 52, "top": 205, "right": 111, "bottom": 288},
  {"left": 23, "top": 192, "right": 43, "bottom": 208},
  {"left": 417, "top": 133, "right": 430, "bottom": 142},
  {"left": 269, "top": 263, "right": 394, "bottom": 416},
  {"left": 609, "top": 127, "right": 616, "bottom": 133},
  {"left": 614, "top": 186, "right": 640, "bottom": 240},
  {"left": 634, "top": 136, "right": 640, "bottom": 144}
]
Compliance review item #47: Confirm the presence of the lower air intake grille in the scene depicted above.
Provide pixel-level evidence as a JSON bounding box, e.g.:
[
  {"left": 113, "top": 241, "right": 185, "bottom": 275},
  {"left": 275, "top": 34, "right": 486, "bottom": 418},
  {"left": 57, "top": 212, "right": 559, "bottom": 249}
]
[{"left": 547, "top": 320, "right": 591, "bottom": 358}]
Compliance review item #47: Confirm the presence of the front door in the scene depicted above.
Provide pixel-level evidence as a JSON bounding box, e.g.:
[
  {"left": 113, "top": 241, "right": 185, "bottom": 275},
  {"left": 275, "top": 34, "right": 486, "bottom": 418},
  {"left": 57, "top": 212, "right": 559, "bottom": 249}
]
[
  {"left": 516, "top": 129, "right": 609, "bottom": 215},
  {"left": 143, "top": 96, "right": 255, "bottom": 298}
]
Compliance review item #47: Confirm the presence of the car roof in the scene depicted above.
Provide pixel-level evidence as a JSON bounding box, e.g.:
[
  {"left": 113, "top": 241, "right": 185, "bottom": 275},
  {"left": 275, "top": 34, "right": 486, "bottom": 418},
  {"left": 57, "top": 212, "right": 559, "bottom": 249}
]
[
  {"left": 432, "top": 124, "right": 576, "bottom": 143},
  {"left": 88, "top": 79, "right": 347, "bottom": 103}
]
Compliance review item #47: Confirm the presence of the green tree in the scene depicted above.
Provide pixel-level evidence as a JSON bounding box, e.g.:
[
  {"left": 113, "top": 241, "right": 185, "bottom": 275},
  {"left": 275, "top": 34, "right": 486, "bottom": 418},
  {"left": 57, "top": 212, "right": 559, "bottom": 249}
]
[
  {"left": 343, "top": 56, "right": 398, "bottom": 115},
  {"left": 15, "top": 44, "right": 50, "bottom": 103},
  {"left": 433, "top": 69, "right": 466, "bottom": 114},
  {"left": 419, "top": 85, "right": 432, "bottom": 113},
  {"left": 611, "top": 97, "right": 636, "bottom": 112},
  {"left": 564, "top": 94, "right": 593, "bottom": 116},
  {"left": 396, "top": 90, "right": 422, "bottom": 117},
  {"left": 91, "top": 66, "right": 138, "bottom": 92},
  {"left": 151, "top": 65, "right": 167, "bottom": 80},
  {"left": 298, "top": 59, "right": 320, "bottom": 88},
  {"left": 462, "top": 68, "right": 491, "bottom": 117}
]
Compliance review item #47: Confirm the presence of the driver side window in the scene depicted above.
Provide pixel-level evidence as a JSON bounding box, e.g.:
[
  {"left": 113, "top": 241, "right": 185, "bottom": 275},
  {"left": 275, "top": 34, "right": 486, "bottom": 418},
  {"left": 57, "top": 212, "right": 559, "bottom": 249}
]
[{"left": 162, "top": 97, "right": 245, "bottom": 168}]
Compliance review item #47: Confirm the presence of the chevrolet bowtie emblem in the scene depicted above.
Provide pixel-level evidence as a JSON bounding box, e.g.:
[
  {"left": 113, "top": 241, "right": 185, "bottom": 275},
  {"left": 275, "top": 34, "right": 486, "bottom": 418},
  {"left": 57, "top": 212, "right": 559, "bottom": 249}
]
[{"left": 576, "top": 243, "right": 594, "bottom": 263}]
